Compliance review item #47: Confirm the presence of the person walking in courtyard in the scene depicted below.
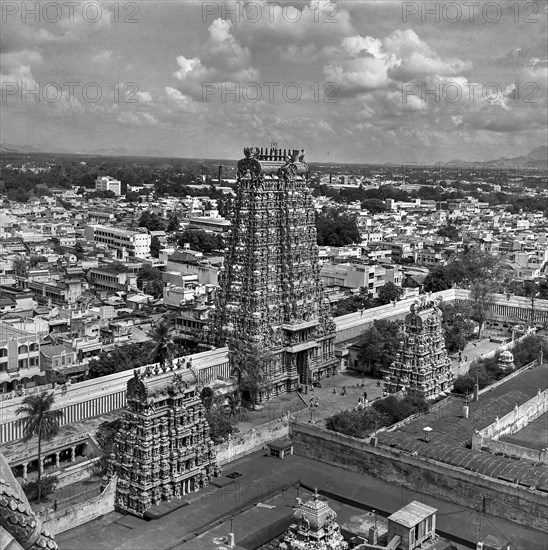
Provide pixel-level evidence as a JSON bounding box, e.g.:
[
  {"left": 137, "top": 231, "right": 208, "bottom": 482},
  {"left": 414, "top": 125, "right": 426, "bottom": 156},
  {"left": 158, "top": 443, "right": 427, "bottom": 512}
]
[{"left": 341, "top": 386, "right": 347, "bottom": 396}]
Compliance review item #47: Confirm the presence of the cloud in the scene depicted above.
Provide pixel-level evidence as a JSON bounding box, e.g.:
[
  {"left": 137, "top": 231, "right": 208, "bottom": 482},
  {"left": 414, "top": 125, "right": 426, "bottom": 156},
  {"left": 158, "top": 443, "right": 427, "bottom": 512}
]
[
  {"left": 117, "top": 111, "right": 158, "bottom": 126},
  {"left": 171, "top": 18, "right": 259, "bottom": 99},
  {"left": 135, "top": 91, "right": 153, "bottom": 104},
  {"left": 90, "top": 50, "right": 113, "bottom": 64},
  {"left": 322, "top": 29, "right": 471, "bottom": 97}
]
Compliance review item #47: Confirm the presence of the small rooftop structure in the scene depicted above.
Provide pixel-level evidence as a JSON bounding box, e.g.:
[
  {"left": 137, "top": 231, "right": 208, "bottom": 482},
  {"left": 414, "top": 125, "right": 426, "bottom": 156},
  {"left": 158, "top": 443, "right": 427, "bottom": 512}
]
[{"left": 387, "top": 500, "right": 437, "bottom": 550}]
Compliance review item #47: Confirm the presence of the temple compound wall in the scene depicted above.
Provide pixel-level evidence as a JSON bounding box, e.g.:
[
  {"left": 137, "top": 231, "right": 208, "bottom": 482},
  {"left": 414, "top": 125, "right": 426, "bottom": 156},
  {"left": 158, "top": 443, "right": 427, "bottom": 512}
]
[
  {"left": 210, "top": 147, "right": 338, "bottom": 400},
  {"left": 109, "top": 364, "right": 220, "bottom": 517},
  {"left": 291, "top": 422, "right": 548, "bottom": 534},
  {"left": 383, "top": 298, "right": 454, "bottom": 400},
  {"left": 472, "top": 388, "right": 548, "bottom": 465}
]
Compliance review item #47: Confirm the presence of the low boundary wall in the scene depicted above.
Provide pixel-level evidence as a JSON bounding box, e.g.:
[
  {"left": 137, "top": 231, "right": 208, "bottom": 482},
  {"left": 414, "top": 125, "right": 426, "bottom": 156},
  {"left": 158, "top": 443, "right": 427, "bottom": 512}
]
[
  {"left": 216, "top": 417, "right": 290, "bottom": 466},
  {"left": 472, "top": 388, "right": 548, "bottom": 465},
  {"left": 290, "top": 421, "right": 548, "bottom": 533},
  {"left": 42, "top": 477, "right": 116, "bottom": 535}
]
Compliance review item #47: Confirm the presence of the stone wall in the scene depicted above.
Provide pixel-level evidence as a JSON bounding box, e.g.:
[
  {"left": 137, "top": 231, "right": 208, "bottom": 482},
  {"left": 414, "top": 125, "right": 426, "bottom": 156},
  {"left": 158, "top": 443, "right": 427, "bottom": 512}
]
[
  {"left": 44, "top": 477, "right": 116, "bottom": 535},
  {"left": 216, "top": 418, "right": 290, "bottom": 466},
  {"left": 290, "top": 422, "right": 548, "bottom": 533},
  {"left": 472, "top": 388, "right": 548, "bottom": 465}
]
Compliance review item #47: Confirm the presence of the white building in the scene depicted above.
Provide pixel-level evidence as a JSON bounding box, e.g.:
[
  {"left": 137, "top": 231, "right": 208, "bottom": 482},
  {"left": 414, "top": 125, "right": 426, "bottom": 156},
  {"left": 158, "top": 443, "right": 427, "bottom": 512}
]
[
  {"left": 95, "top": 176, "right": 122, "bottom": 196},
  {"left": 84, "top": 225, "right": 151, "bottom": 259}
]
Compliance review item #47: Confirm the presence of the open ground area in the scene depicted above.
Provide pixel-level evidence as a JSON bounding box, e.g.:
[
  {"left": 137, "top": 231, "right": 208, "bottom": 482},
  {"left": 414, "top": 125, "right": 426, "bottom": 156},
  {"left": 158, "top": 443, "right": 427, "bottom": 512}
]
[
  {"left": 55, "top": 450, "right": 546, "bottom": 550},
  {"left": 501, "top": 411, "right": 548, "bottom": 452}
]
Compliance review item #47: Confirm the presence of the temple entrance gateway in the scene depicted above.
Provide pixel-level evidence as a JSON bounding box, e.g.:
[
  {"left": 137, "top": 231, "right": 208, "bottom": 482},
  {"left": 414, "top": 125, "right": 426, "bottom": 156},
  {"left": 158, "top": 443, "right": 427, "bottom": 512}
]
[{"left": 210, "top": 148, "right": 338, "bottom": 403}]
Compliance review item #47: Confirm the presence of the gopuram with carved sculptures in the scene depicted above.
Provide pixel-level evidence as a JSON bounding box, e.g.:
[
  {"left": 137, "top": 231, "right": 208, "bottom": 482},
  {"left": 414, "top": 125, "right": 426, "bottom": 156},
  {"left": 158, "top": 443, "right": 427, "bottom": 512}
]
[
  {"left": 209, "top": 146, "right": 338, "bottom": 401},
  {"left": 383, "top": 296, "right": 454, "bottom": 400},
  {"left": 109, "top": 361, "right": 220, "bottom": 517}
]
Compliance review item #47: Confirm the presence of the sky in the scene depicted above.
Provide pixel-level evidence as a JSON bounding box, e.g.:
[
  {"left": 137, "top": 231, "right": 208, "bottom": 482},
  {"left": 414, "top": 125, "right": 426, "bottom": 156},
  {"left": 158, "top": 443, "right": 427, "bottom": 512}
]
[{"left": 1, "top": 0, "right": 547, "bottom": 163}]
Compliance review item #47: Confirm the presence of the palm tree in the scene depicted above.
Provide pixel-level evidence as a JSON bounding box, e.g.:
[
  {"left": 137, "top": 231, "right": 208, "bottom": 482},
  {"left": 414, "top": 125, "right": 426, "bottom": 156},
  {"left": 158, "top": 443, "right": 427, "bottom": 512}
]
[
  {"left": 229, "top": 339, "right": 270, "bottom": 407},
  {"left": 16, "top": 392, "right": 63, "bottom": 502},
  {"left": 149, "top": 318, "right": 176, "bottom": 368}
]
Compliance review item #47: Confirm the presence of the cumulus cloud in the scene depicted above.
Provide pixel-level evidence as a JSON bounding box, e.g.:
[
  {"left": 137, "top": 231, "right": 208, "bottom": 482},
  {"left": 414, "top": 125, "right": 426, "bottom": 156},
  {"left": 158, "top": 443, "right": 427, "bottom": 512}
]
[
  {"left": 172, "top": 18, "right": 259, "bottom": 99},
  {"left": 322, "top": 29, "right": 471, "bottom": 98}
]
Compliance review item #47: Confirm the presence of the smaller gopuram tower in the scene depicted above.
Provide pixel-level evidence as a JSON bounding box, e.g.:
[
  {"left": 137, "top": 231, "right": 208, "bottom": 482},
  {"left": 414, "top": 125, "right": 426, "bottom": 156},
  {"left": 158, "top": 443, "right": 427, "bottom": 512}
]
[
  {"left": 110, "top": 363, "right": 220, "bottom": 517},
  {"left": 279, "top": 489, "right": 348, "bottom": 550},
  {"left": 383, "top": 297, "right": 454, "bottom": 400}
]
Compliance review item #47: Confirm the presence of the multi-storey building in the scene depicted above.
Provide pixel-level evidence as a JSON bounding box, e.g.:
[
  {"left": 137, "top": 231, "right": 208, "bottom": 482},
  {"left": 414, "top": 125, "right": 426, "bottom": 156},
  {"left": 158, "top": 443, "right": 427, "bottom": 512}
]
[
  {"left": 86, "top": 266, "right": 138, "bottom": 293},
  {"left": 383, "top": 298, "right": 454, "bottom": 400},
  {"left": 110, "top": 365, "right": 220, "bottom": 517},
  {"left": 95, "top": 176, "right": 121, "bottom": 196},
  {"left": 0, "top": 322, "right": 41, "bottom": 393},
  {"left": 210, "top": 147, "right": 338, "bottom": 399},
  {"left": 85, "top": 225, "right": 151, "bottom": 259}
]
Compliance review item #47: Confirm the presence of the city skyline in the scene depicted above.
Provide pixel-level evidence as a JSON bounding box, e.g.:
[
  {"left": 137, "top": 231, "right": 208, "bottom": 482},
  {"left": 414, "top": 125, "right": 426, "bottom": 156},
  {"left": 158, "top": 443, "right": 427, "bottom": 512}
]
[{"left": 2, "top": 0, "right": 547, "bottom": 163}]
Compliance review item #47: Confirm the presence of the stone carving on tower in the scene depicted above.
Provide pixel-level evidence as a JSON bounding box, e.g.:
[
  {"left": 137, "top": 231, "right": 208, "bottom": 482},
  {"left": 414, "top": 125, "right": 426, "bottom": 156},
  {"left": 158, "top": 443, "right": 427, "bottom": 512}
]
[
  {"left": 279, "top": 489, "right": 348, "bottom": 550},
  {"left": 383, "top": 297, "right": 454, "bottom": 400},
  {"left": 209, "top": 146, "right": 338, "bottom": 401},
  {"left": 109, "top": 364, "right": 220, "bottom": 517}
]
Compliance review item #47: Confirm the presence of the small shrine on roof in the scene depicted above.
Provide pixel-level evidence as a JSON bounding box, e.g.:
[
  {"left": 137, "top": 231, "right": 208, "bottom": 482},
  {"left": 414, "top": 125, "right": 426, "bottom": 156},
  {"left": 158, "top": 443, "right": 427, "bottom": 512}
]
[{"left": 278, "top": 489, "right": 348, "bottom": 550}]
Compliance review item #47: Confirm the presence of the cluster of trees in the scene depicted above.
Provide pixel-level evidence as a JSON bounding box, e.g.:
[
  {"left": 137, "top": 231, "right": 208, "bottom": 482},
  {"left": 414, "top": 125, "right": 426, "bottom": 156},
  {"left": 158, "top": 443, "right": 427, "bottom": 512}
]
[
  {"left": 94, "top": 418, "right": 123, "bottom": 475},
  {"left": 315, "top": 207, "right": 360, "bottom": 246},
  {"left": 178, "top": 229, "right": 225, "bottom": 253},
  {"left": 331, "top": 282, "right": 403, "bottom": 317},
  {"left": 137, "top": 265, "right": 164, "bottom": 298},
  {"left": 453, "top": 334, "right": 548, "bottom": 394},
  {"left": 439, "top": 302, "right": 476, "bottom": 352},
  {"left": 325, "top": 391, "right": 430, "bottom": 438},
  {"left": 354, "top": 319, "right": 402, "bottom": 378},
  {"left": 200, "top": 387, "right": 240, "bottom": 443}
]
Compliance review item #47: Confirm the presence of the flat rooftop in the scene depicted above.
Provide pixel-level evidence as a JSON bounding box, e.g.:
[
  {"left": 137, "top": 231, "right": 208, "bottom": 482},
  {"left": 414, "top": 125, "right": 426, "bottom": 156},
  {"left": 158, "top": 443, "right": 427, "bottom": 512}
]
[
  {"left": 56, "top": 451, "right": 546, "bottom": 550},
  {"left": 378, "top": 363, "right": 548, "bottom": 490}
]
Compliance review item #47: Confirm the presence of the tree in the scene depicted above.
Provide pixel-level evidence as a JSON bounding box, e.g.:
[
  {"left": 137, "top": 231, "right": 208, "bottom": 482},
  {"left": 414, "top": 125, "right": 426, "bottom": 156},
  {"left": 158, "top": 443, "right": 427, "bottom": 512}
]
[
  {"left": 150, "top": 235, "right": 161, "bottom": 258},
  {"left": 16, "top": 392, "right": 63, "bottom": 502},
  {"left": 94, "top": 418, "right": 122, "bottom": 475},
  {"left": 88, "top": 343, "right": 153, "bottom": 378},
  {"left": 436, "top": 223, "right": 460, "bottom": 240},
  {"left": 149, "top": 318, "right": 176, "bottom": 368},
  {"left": 377, "top": 282, "right": 403, "bottom": 305},
  {"left": 439, "top": 302, "right": 475, "bottom": 352},
  {"left": 13, "top": 256, "right": 28, "bottom": 278},
  {"left": 356, "top": 319, "right": 402, "bottom": 378},
  {"left": 166, "top": 212, "right": 180, "bottom": 232},
  {"left": 74, "top": 242, "right": 85, "bottom": 260},
  {"left": 138, "top": 211, "right": 165, "bottom": 232},
  {"left": 137, "top": 264, "right": 164, "bottom": 297},
  {"left": 315, "top": 207, "right": 360, "bottom": 246},
  {"left": 29, "top": 255, "right": 47, "bottom": 268},
  {"left": 423, "top": 266, "right": 453, "bottom": 293},
  {"left": 229, "top": 339, "right": 270, "bottom": 406},
  {"left": 469, "top": 281, "right": 494, "bottom": 339},
  {"left": 178, "top": 229, "right": 224, "bottom": 254},
  {"left": 331, "top": 288, "right": 374, "bottom": 316}
]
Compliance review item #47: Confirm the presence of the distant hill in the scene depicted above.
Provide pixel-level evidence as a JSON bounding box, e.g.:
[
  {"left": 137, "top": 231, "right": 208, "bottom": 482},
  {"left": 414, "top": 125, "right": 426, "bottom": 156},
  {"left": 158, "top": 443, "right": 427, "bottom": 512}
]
[
  {"left": 1, "top": 142, "right": 547, "bottom": 169},
  {"left": 444, "top": 146, "right": 547, "bottom": 171}
]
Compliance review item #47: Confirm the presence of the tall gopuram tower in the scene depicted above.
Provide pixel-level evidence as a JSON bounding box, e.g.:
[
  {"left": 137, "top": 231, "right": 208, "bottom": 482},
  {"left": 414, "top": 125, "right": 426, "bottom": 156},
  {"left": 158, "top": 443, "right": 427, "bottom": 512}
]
[
  {"left": 209, "top": 146, "right": 338, "bottom": 401},
  {"left": 383, "top": 297, "right": 454, "bottom": 400},
  {"left": 110, "top": 363, "right": 220, "bottom": 517}
]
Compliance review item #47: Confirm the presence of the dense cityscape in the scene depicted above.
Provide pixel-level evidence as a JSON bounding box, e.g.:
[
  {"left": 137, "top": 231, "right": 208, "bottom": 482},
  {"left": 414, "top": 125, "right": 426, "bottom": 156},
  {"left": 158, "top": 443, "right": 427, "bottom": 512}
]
[{"left": 1, "top": 2, "right": 547, "bottom": 550}]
